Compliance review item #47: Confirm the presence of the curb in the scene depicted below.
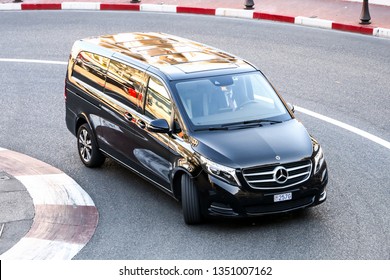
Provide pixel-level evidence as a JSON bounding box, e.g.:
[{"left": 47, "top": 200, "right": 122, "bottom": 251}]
[
  {"left": 1, "top": 2, "right": 390, "bottom": 39},
  {"left": 0, "top": 148, "right": 98, "bottom": 260}
]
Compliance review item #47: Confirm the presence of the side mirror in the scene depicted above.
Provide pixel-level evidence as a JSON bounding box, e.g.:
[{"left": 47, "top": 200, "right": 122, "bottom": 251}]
[
  {"left": 287, "top": 103, "right": 295, "bottom": 113},
  {"left": 147, "top": 119, "right": 170, "bottom": 133}
]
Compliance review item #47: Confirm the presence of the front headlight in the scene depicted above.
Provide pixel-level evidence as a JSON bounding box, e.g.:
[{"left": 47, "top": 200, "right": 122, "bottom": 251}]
[
  {"left": 200, "top": 156, "right": 240, "bottom": 186},
  {"left": 313, "top": 145, "right": 325, "bottom": 173}
]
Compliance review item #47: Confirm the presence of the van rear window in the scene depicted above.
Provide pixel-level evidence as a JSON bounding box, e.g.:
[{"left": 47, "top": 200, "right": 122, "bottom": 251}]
[{"left": 72, "top": 51, "right": 109, "bottom": 92}]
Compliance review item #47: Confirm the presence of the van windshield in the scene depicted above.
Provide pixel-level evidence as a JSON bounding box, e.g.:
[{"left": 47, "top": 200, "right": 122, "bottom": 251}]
[{"left": 174, "top": 72, "right": 291, "bottom": 129}]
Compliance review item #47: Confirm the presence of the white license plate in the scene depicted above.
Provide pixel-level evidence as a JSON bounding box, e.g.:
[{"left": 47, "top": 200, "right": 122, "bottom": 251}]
[{"left": 274, "top": 192, "right": 292, "bottom": 202}]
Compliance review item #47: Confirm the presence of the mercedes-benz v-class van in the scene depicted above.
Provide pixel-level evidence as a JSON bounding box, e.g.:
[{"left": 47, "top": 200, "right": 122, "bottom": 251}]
[{"left": 65, "top": 32, "right": 328, "bottom": 224}]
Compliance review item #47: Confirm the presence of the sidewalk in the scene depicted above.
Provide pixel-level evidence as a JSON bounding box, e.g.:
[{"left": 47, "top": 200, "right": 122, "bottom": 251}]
[
  {"left": 1, "top": 0, "right": 390, "bottom": 37},
  {"left": 0, "top": 148, "right": 98, "bottom": 260}
]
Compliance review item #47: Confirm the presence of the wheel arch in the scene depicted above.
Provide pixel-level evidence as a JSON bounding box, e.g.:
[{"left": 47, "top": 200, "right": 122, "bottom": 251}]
[
  {"left": 171, "top": 166, "right": 205, "bottom": 200},
  {"left": 172, "top": 169, "right": 188, "bottom": 202},
  {"left": 171, "top": 168, "right": 196, "bottom": 202},
  {"left": 75, "top": 113, "right": 90, "bottom": 136},
  {"left": 75, "top": 113, "right": 101, "bottom": 150}
]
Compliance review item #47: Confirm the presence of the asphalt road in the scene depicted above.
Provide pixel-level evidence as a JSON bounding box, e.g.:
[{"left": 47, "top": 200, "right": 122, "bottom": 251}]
[{"left": 0, "top": 11, "right": 389, "bottom": 259}]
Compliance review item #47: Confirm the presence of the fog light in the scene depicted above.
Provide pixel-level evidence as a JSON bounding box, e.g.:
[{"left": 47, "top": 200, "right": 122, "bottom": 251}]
[{"left": 209, "top": 202, "right": 238, "bottom": 216}]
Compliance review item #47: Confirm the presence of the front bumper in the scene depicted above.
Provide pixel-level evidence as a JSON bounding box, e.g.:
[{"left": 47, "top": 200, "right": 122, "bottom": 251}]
[{"left": 196, "top": 161, "right": 328, "bottom": 218}]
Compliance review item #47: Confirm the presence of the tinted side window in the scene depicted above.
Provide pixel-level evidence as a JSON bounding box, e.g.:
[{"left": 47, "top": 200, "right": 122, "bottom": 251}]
[
  {"left": 145, "top": 76, "right": 172, "bottom": 121},
  {"left": 72, "top": 51, "right": 109, "bottom": 92},
  {"left": 105, "top": 60, "right": 145, "bottom": 109}
]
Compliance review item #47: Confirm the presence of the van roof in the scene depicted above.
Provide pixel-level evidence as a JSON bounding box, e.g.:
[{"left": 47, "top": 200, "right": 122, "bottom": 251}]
[{"left": 80, "top": 32, "right": 256, "bottom": 79}]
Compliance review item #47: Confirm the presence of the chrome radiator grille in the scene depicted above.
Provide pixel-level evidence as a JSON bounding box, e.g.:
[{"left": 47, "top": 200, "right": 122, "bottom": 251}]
[{"left": 242, "top": 160, "right": 312, "bottom": 189}]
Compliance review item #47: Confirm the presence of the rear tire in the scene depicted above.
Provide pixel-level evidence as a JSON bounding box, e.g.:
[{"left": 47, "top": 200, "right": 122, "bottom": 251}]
[
  {"left": 77, "top": 123, "right": 105, "bottom": 167},
  {"left": 181, "top": 174, "right": 203, "bottom": 225}
]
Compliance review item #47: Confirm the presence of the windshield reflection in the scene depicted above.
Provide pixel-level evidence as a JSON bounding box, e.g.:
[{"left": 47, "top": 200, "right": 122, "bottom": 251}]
[{"left": 175, "top": 72, "right": 291, "bottom": 128}]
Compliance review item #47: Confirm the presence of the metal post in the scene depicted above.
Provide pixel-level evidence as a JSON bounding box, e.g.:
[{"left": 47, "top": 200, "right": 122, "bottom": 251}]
[
  {"left": 244, "top": 0, "right": 255, "bottom": 10},
  {"left": 360, "top": 0, "right": 371, "bottom": 25}
]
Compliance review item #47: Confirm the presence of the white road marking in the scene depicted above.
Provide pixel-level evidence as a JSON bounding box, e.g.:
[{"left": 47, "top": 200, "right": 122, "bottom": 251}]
[
  {"left": 296, "top": 106, "right": 390, "bottom": 150},
  {"left": 0, "top": 58, "right": 67, "bottom": 65},
  {"left": 1, "top": 58, "right": 389, "bottom": 151}
]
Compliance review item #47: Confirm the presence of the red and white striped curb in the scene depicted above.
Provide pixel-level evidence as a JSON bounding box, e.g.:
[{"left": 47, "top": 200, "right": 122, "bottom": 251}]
[
  {"left": 0, "top": 147, "right": 98, "bottom": 260},
  {"left": 1, "top": 2, "right": 390, "bottom": 38}
]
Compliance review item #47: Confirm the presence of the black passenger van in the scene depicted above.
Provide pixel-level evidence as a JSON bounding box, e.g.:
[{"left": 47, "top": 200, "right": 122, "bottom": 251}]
[{"left": 65, "top": 32, "right": 328, "bottom": 224}]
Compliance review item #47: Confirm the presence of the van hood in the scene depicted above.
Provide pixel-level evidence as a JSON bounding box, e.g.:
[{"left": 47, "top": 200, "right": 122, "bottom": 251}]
[{"left": 191, "top": 119, "right": 313, "bottom": 168}]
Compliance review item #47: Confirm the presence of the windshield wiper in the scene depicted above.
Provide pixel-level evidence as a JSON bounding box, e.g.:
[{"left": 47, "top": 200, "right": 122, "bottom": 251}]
[
  {"left": 221, "top": 119, "right": 283, "bottom": 128},
  {"left": 194, "top": 119, "right": 283, "bottom": 131},
  {"left": 194, "top": 126, "right": 229, "bottom": 132},
  {"left": 243, "top": 119, "right": 283, "bottom": 125}
]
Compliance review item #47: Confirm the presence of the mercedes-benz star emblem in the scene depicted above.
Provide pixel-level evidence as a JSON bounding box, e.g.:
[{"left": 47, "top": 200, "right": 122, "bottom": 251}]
[{"left": 274, "top": 166, "right": 288, "bottom": 184}]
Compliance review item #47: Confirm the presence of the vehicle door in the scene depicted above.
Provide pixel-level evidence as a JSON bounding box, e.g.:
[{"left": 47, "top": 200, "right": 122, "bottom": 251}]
[
  {"left": 131, "top": 74, "right": 176, "bottom": 192},
  {"left": 99, "top": 59, "right": 148, "bottom": 171}
]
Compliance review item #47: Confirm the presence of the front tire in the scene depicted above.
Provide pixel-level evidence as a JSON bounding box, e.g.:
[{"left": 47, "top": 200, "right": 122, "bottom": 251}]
[
  {"left": 181, "top": 174, "right": 203, "bottom": 225},
  {"left": 77, "top": 123, "right": 105, "bottom": 167}
]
